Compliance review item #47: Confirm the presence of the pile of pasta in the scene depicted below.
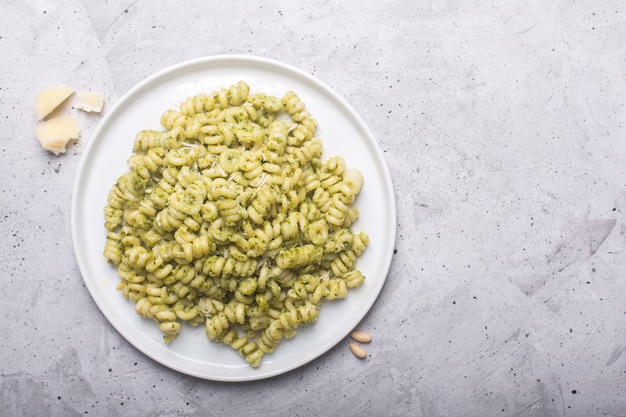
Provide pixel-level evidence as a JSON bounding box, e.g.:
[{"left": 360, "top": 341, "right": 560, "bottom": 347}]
[{"left": 103, "top": 81, "right": 369, "bottom": 367}]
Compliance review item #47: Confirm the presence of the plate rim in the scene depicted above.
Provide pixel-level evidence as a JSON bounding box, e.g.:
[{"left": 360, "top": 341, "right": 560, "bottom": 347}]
[{"left": 71, "top": 54, "right": 396, "bottom": 382}]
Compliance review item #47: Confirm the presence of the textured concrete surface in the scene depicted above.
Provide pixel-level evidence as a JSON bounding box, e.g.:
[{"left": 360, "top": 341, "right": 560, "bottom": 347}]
[{"left": 2, "top": 1, "right": 625, "bottom": 416}]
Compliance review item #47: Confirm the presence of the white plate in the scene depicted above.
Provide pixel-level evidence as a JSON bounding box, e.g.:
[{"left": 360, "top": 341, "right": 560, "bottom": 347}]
[{"left": 71, "top": 55, "right": 396, "bottom": 382}]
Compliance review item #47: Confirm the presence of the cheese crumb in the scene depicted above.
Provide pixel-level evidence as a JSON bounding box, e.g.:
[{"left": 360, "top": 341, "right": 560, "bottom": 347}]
[
  {"left": 35, "top": 85, "right": 74, "bottom": 120},
  {"left": 76, "top": 92, "right": 105, "bottom": 113},
  {"left": 35, "top": 115, "right": 80, "bottom": 155}
]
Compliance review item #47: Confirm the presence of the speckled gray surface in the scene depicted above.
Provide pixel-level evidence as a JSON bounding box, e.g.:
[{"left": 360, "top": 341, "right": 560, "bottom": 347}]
[{"left": 2, "top": 1, "right": 625, "bottom": 416}]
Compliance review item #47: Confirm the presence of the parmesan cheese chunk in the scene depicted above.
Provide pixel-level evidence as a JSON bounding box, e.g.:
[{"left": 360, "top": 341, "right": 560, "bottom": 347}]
[
  {"left": 34, "top": 85, "right": 74, "bottom": 120},
  {"left": 35, "top": 115, "right": 80, "bottom": 155},
  {"left": 76, "top": 91, "right": 105, "bottom": 113}
]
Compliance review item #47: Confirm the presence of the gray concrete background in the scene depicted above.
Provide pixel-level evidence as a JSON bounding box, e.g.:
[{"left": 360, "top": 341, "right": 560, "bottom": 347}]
[{"left": 2, "top": 1, "right": 625, "bottom": 416}]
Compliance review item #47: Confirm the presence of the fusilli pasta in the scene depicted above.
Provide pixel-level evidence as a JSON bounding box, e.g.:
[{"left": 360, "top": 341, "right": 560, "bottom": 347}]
[{"left": 103, "top": 81, "right": 369, "bottom": 367}]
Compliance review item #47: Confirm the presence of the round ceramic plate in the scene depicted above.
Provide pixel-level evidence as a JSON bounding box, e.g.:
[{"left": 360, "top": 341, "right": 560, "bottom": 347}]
[{"left": 71, "top": 55, "right": 396, "bottom": 382}]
